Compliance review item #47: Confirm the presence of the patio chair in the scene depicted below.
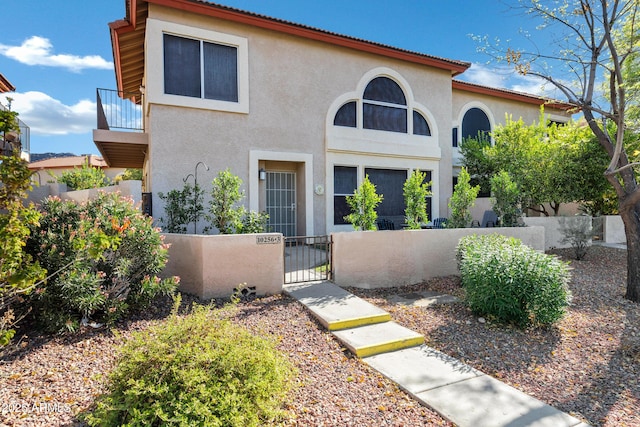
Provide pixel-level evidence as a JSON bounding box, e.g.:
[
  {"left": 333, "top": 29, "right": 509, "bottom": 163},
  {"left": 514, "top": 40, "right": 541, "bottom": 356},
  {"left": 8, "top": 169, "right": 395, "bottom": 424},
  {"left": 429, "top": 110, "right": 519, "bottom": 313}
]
[
  {"left": 377, "top": 219, "right": 395, "bottom": 230},
  {"left": 481, "top": 210, "right": 498, "bottom": 228},
  {"left": 432, "top": 217, "right": 448, "bottom": 229}
]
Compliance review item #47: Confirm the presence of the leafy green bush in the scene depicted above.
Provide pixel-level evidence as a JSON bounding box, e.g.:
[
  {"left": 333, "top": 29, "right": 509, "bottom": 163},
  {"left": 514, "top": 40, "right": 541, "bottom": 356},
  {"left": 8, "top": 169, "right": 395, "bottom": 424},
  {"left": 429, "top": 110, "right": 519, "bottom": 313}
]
[
  {"left": 85, "top": 300, "right": 295, "bottom": 427},
  {"left": 206, "top": 168, "right": 245, "bottom": 234},
  {"left": 345, "top": 175, "right": 383, "bottom": 231},
  {"left": 56, "top": 160, "right": 112, "bottom": 190},
  {"left": 26, "top": 192, "right": 178, "bottom": 332},
  {"left": 159, "top": 182, "right": 204, "bottom": 234},
  {"left": 448, "top": 167, "right": 480, "bottom": 228},
  {"left": 490, "top": 170, "right": 521, "bottom": 227},
  {"left": 115, "top": 168, "right": 143, "bottom": 182},
  {"left": 558, "top": 216, "right": 593, "bottom": 260},
  {"left": 0, "top": 155, "right": 47, "bottom": 346},
  {"left": 457, "top": 234, "right": 571, "bottom": 327},
  {"left": 403, "top": 169, "right": 431, "bottom": 229}
]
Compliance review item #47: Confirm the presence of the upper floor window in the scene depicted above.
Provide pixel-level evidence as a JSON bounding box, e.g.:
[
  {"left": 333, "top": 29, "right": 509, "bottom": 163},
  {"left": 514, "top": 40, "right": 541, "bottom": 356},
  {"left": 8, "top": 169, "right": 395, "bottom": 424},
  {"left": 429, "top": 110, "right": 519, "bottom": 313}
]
[
  {"left": 462, "top": 107, "right": 491, "bottom": 141},
  {"left": 334, "top": 101, "right": 357, "bottom": 127},
  {"left": 413, "top": 111, "right": 431, "bottom": 136},
  {"left": 363, "top": 77, "right": 407, "bottom": 133},
  {"left": 333, "top": 75, "right": 431, "bottom": 136},
  {"left": 163, "top": 34, "right": 238, "bottom": 102},
  {"left": 146, "top": 19, "right": 249, "bottom": 113}
]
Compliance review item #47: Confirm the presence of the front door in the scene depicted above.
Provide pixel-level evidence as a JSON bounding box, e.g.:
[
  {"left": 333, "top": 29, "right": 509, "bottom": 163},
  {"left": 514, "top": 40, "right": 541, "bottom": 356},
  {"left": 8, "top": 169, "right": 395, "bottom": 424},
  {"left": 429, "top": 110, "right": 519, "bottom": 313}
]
[{"left": 266, "top": 171, "right": 296, "bottom": 237}]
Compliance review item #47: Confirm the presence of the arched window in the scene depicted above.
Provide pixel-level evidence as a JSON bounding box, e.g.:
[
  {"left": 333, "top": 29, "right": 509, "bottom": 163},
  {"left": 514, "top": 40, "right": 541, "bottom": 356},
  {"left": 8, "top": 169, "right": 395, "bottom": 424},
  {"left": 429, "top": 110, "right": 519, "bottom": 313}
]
[
  {"left": 363, "top": 77, "right": 407, "bottom": 133},
  {"left": 413, "top": 111, "right": 431, "bottom": 136},
  {"left": 462, "top": 107, "right": 491, "bottom": 140},
  {"left": 334, "top": 101, "right": 357, "bottom": 127}
]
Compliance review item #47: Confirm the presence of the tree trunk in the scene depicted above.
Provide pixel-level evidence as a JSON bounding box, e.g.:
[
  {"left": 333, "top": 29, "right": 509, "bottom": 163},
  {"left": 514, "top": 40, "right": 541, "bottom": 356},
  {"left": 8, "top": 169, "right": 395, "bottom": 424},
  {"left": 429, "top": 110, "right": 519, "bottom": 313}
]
[{"left": 619, "top": 205, "right": 640, "bottom": 302}]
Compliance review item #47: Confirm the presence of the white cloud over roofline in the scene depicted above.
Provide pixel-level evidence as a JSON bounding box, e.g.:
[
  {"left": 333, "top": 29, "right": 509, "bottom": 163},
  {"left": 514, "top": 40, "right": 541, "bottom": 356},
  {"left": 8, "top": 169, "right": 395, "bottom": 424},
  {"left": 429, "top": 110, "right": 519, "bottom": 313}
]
[
  {"left": 8, "top": 91, "right": 94, "bottom": 136},
  {"left": 0, "top": 36, "right": 112, "bottom": 72}
]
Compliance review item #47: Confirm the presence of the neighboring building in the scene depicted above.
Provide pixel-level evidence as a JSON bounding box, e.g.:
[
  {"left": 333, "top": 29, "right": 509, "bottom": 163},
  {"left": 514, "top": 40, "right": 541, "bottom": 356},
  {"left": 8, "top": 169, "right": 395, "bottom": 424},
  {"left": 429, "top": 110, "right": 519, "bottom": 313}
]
[
  {"left": 95, "top": 0, "right": 573, "bottom": 235},
  {"left": 28, "top": 154, "right": 126, "bottom": 186},
  {"left": 0, "top": 73, "right": 30, "bottom": 161}
]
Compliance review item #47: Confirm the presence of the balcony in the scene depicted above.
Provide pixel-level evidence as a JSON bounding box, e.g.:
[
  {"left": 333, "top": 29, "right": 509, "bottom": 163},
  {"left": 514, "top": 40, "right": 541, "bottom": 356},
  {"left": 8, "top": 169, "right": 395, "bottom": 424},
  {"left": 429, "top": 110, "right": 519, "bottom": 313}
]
[
  {"left": 0, "top": 103, "right": 30, "bottom": 160},
  {"left": 93, "top": 88, "right": 148, "bottom": 168}
]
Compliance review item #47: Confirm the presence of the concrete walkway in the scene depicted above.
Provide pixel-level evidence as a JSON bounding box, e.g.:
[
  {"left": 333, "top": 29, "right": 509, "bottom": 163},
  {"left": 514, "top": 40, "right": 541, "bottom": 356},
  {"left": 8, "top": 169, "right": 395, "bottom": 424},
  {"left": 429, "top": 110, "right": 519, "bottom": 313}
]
[{"left": 284, "top": 281, "right": 590, "bottom": 427}]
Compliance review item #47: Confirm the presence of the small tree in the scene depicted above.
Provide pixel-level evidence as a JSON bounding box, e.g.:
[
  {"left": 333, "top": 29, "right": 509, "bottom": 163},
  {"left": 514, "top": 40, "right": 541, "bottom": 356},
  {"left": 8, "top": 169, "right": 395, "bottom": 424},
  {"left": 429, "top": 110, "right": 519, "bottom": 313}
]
[
  {"left": 403, "top": 169, "right": 431, "bottom": 229},
  {"left": 115, "top": 168, "right": 143, "bottom": 182},
  {"left": 344, "top": 175, "right": 383, "bottom": 231},
  {"left": 491, "top": 170, "right": 521, "bottom": 227},
  {"left": 159, "top": 183, "right": 203, "bottom": 234},
  {"left": 448, "top": 168, "right": 480, "bottom": 228},
  {"left": 206, "top": 169, "right": 246, "bottom": 234},
  {"left": 558, "top": 217, "right": 594, "bottom": 261},
  {"left": 57, "top": 159, "right": 111, "bottom": 190}
]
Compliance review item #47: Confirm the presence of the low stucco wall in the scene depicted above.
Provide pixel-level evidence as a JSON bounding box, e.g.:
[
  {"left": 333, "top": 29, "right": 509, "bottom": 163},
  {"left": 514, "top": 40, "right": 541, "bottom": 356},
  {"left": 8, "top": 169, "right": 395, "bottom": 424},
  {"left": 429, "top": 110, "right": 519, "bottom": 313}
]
[
  {"left": 60, "top": 180, "right": 142, "bottom": 206},
  {"left": 27, "top": 181, "right": 142, "bottom": 207},
  {"left": 603, "top": 215, "right": 625, "bottom": 244},
  {"left": 161, "top": 233, "right": 284, "bottom": 299},
  {"left": 331, "top": 227, "right": 545, "bottom": 289},
  {"left": 523, "top": 216, "right": 592, "bottom": 250}
]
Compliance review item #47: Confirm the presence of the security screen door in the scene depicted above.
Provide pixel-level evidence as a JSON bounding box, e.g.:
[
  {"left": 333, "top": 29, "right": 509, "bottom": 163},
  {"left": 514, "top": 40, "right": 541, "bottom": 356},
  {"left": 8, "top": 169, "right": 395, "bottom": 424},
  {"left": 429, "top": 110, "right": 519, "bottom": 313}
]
[{"left": 266, "top": 171, "right": 296, "bottom": 237}]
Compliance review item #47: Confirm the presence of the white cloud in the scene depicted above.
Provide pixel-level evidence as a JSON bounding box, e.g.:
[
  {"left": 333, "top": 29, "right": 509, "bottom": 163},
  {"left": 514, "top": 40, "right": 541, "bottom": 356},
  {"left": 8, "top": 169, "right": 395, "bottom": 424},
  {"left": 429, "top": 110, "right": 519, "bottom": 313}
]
[
  {"left": 8, "top": 91, "right": 95, "bottom": 136},
  {"left": 0, "top": 36, "right": 112, "bottom": 72},
  {"left": 459, "top": 63, "right": 514, "bottom": 89},
  {"left": 459, "top": 62, "right": 566, "bottom": 100}
]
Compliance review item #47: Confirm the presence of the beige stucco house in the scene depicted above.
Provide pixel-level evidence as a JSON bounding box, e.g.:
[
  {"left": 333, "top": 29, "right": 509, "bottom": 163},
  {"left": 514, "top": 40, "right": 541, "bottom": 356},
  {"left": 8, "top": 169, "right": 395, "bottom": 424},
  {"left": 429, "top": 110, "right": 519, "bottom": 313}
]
[{"left": 94, "top": 0, "right": 573, "bottom": 236}]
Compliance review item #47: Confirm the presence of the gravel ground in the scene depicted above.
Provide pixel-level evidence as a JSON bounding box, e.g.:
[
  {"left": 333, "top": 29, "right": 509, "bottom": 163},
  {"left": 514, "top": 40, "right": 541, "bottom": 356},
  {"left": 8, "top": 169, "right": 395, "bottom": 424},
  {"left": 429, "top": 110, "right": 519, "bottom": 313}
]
[
  {"left": 1, "top": 245, "right": 638, "bottom": 426},
  {"left": 348, "top": 246, "right": 640, "bottom": 427}
]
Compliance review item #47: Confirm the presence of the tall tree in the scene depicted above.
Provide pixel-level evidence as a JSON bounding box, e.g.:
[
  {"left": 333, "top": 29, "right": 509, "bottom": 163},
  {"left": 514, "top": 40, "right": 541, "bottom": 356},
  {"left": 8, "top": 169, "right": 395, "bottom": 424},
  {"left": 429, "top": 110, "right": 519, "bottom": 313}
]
[{"left": 486, "top": 0, "right": 640, "bottom": 301}]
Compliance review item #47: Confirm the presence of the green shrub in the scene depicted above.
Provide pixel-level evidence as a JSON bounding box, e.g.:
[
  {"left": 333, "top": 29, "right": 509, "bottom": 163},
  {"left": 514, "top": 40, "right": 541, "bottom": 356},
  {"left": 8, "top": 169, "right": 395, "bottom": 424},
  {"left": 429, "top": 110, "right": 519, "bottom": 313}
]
[
  {"left": 403, "top": 169, "right": 431, "bottom": 229},
  {"left": 159, "top": 182, "right": 205, "bottom": 234},
  {"left": 448, "top": 167, "right": 480, "bottom": 228},
  {"left": 558, "top": 216, "right": 593, "bottom": 260},
  {"left": 345, "top": 175, "right": 383, "bottom": 231},
  {"left": 0, "top": 155, "right": 47, "bottom": 346},
  {"left": 457, "top": 234, "right": 571, "bottom": 327},
  {"left": 205, "top": 169, "right": 269, "bottom": 234},
  {"left": 85, "top": 300, "right": 295, "bottom": 427},
  {"left": 26, "top": 192, "right": 178, "bottom": 332},
  {"left": 57, "top": 160, "right": 112, "bottom": 190},
  {"left": 490, "top": 170, "right": 521, "bottom": 227}
]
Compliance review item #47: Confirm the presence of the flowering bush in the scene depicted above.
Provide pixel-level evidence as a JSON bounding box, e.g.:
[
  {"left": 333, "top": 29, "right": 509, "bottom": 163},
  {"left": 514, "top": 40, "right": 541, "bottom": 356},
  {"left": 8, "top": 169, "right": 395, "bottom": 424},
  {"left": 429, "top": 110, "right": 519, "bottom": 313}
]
[{"left": 27, "top": 192, "right": 179, "bottom": 332}]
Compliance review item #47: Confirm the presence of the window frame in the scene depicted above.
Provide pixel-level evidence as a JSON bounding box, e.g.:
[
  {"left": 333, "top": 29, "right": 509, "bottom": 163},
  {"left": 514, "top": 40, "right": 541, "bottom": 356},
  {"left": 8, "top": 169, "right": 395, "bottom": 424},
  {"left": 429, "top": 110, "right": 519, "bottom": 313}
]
[
  {"left": 147, "top": 19, "right": 249, "bottom": 114},
  {"left": 333, "top": 165, "right": 358, "bottom": 225}
]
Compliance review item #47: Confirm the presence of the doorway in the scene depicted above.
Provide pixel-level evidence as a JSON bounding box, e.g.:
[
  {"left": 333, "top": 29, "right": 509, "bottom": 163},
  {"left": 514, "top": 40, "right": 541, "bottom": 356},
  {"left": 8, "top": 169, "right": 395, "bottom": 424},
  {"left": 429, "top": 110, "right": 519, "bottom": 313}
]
[{"left": 266, "top": 171, "right": 296, "bottom": 236}]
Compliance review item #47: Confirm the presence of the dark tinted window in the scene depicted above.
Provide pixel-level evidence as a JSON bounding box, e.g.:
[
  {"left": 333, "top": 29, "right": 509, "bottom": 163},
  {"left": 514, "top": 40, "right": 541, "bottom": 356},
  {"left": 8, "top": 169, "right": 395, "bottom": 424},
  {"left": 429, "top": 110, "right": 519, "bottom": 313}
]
[
  {"left": 164, "top": 34, "right": 201, "bottom": 98},
  {"left": 365, "top": 168, "right": 406, "bottom": 217},
  {"left": 413, "top": 110, "right": 431, "bottom": 136},
  {"left": 363, "top": 77, "right": 406, "bottom": 105},
  {"left": 334, "top": 101, "right": 357, "bottom": 127},
  {"left": 164, "top": 34, "right": 238, "bottom": 102},
  {"left": 334, "top": 166, "right": 357, "bottom": 224},
  {"left": 363, "top": 104, "right": 407, "bottom": 133},
  {"left": 462, "top": 107, "right": 491, "bottom": 140},
  {"left": 203, "top": 42, "right": 238, "bottom": 102}
]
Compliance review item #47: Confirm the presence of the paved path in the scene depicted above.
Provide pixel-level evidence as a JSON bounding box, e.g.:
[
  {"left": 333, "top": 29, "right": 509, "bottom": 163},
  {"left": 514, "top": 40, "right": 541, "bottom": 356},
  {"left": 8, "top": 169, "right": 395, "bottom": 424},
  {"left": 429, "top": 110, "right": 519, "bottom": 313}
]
[{"left": 284, "top": 281, "right": 590, "bottom": 427}]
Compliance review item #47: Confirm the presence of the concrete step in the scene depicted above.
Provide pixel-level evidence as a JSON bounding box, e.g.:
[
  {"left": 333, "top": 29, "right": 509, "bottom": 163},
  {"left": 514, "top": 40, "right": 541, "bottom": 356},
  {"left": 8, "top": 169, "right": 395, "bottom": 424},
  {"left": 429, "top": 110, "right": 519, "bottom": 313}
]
[
  {"left": 364, "top": 346, "right": 588, "bottom": 427},
  {"left": 332, "top": 321, "right": 425, "bottom": 358},
  {"left": 284, "top": 281, "right": 391, "bottom": 330}
]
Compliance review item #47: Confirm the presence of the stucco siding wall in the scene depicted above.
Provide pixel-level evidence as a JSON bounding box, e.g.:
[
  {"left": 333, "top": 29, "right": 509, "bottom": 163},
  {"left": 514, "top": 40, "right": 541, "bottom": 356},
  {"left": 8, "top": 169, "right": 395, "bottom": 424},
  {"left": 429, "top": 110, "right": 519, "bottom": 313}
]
[
  {"left": 332, "top": 226, "right": 545, "bottom": 288},
  {"left": 161, "top": 233, "right": 284, "bottom": 299},
  {"left": 145, "top": 4, "right": 455, "bottom": 235}
]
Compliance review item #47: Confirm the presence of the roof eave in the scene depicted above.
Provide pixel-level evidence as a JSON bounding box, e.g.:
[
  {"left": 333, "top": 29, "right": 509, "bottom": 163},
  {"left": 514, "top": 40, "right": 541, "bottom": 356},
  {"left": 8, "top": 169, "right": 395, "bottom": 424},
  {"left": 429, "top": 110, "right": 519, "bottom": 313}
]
[{"left": 452, "top": 80, "right": 576, "bottom": 111}]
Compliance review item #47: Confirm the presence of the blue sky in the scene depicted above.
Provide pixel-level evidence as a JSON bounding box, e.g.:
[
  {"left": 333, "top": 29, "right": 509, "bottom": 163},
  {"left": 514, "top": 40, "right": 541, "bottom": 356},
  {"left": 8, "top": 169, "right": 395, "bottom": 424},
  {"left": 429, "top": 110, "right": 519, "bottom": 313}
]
[{"left": 0, "top": 0, "right": 555, "bottom": 156}]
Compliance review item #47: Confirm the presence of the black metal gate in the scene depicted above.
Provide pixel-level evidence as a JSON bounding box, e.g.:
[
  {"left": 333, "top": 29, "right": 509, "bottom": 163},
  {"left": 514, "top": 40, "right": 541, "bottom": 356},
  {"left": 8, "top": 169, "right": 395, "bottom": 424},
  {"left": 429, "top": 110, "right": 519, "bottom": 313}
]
[{"left": 284, "top": 235, "right": 332, "bottom": 284}]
